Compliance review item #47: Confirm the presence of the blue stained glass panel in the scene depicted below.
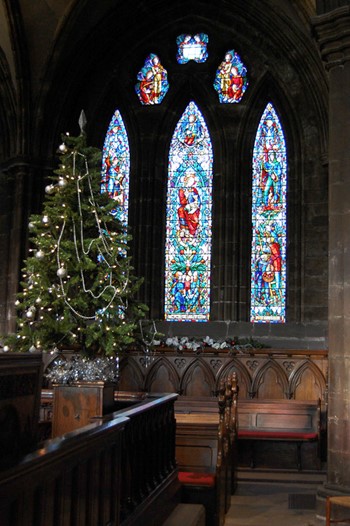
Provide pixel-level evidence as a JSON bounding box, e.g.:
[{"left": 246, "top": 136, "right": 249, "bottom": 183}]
[
  {"left": 250, "top": 103, "right": 287, "bottom": 323},
  {"left": 213, "top": 49, "right": 248, "bottom": 104},
  {"left": 165, "top": 101, "right": 213, "bottom": 322},
  {"left": 176, "top": 34, "right": 208, "bottom": 64},
  {"left": 101, "top": 109, "right": 130, "bottom": 224},
  {"left": 135, "top": 53, "right": 169, "bottom": 105}
]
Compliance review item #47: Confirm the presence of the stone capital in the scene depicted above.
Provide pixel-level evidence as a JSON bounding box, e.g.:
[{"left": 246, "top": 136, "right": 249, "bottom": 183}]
[{"left": 312, "top": 6, "right": 350, "bottom": 69}]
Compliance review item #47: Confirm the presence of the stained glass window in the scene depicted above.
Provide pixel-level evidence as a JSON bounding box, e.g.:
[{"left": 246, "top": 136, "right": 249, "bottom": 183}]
[
  {"left": 135, "top": 54, "right": 169, "bottom": 105},
  {"left": 250, "top": 103, "right": 287, "bottom": 323},
  {"left": 213, "top": 49, "right": 248, "bottom": 104},
  {"left": 164, "top": 101, "right": 213, "bottom": 322},
  {"left": 101, "top": 109, "right": 130, "bottom": 224},
  {"left": 176, "top": 34, "right": 208, "bottom": 63}
]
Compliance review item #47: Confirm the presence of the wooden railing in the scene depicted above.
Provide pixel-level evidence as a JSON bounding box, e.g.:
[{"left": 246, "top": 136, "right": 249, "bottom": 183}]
[
  {"left": 108, "top": 393, "right": 179, "bottom": 525},
  {"left": 0, "top": 393, "right": 179, "bottom": 526}
]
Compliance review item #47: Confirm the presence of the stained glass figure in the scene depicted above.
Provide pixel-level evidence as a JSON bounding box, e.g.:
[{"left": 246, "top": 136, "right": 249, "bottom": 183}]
[
  {"left": 165, "top": 101, "right": 213, "bottom": 322},
  {"left": 101, "top": 109, "right": 130, "bottom": 224},
  {"left": 135, "top": 53, "right": 169, "bottom": 105},
  {"left": 213, "top": 49, "right": 248, "bottom": 103},
  {"left": 250, "top": 103, "right": 287, "bottom": 323},
  {"left": 176, "top": 34, "right": 209, "bottom": 63}
]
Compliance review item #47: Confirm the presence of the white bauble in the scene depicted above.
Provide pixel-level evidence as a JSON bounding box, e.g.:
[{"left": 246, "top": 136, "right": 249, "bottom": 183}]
[
  {"left": 45, "top": 184, "right": 55, "bottom": 194},
  {"left": 58, "top": 177, "right": 67, "bottom": 187},
  {"left": 57, "top": 266, "right": 67, "bottom": 278},
  {"left": 35, "top": 249, "right": 45, "bottom": 260}
]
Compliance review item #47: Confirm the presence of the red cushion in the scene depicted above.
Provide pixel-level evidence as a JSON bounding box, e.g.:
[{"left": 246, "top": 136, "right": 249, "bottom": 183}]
[
  {"left": 178, "top": 471, "right": 216, "bottom": 487},
  {"left": 238, "top": 430, "right": 318, "bottom": 440}
]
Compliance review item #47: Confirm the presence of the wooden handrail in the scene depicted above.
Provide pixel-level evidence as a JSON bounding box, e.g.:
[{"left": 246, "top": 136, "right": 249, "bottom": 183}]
[
  {"left": 0, "top": 415, "right": 128, "bottom": 526},
  {"left": 1, "top": 393, "right": 180, "bottom": 526}
]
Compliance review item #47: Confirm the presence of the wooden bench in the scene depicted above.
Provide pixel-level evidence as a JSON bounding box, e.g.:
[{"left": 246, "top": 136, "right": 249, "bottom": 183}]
[
  {"left": 237, "top": 399, "right": 321, "bottom": 470},
  {"left": 175, "top": 375, "right": 238, "bottom": 526}
]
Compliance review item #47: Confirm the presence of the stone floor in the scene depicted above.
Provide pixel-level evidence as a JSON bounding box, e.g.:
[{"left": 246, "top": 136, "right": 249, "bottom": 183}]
[{"left": 224, "top": 469, "right": 327, "bottom": 526}]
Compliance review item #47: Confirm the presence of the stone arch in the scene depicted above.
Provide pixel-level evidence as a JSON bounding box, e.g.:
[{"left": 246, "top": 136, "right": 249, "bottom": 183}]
[
  {"left": 180, "top": 358, "right": 216, "bottom": 396},
  {"left": 251, "top": 359, "right": 289, "bottom": 399}
]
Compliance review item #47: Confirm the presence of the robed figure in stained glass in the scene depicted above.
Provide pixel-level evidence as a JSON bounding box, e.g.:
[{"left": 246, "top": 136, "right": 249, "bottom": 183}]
[
  {"left": 135, "top": 53, "right": 169, "bottom": 105},
  {"left": 214, "top": 49, "right": 248, "bottom": 104},
  {"left": 178, "top": 170, "right": 201, "bottom": 237}
]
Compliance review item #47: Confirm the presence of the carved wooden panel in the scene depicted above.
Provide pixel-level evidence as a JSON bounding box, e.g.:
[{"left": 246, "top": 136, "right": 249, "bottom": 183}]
[
  {"left": 253, "top": 361, "right": 288, "bottom": 399},
  {"left": 48, "top": 349, "right": 328, "bottom": 406},
  {"left": 145, "top": 359, "right": 180, "bottom": 393},
  {"left": 118, "top": 348, "right": 328, "bottom": 405},
  {"left": 180, "top": 359, "right": 215, "bottom": 396}
]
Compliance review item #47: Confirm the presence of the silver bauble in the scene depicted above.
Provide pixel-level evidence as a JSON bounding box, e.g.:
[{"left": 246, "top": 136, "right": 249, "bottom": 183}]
[
  {"left": 45, "top": 184, "right": 55, "bottom": 194},
  {"left": 26, "top": 309, "right": 35, "bottom": 319},
  {"left": 35, "top": 249, "right": 45, "bottom": 260},
  {"left": 58, "top": 177, "right": 67, "bottom": 187},
  {"left": 59, "top": 142, "right": 67, "bottom": 153},
  {"left": 42, "top": 215, "right": 49, "bottom": 224},
  {"left": 2, "top": 345, "right": 9, "bottom": 352},
  {"left": 29, "top": 345, "right": 37, "bottom": 353},
  {"left": 28, "top": 222, "right": 35, "bottom": 230},
  {"left": 57, "top": 266, "right": 67, "bottom": 278}
]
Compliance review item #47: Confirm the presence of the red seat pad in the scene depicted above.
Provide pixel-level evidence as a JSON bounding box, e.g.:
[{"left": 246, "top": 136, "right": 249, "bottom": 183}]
[
  {"left": 238, "top": 430, "right": 318, "bottom": 440},
  {"left": 178, "top": 471, "right": 216, "bottom": 487}
]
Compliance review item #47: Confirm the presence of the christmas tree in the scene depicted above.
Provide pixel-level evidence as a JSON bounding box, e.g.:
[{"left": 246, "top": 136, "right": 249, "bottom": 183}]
[{"left": 6, "top": 125, "right": 147, "bottom": 358}]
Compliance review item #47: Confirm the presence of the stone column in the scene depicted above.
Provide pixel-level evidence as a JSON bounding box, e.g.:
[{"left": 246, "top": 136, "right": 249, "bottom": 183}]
[
  {"left": 0, "top": 164, "right": 29, "bottom": 336},
  {"left": 313, "top": 4, "right": 350, "bottom": 518}
]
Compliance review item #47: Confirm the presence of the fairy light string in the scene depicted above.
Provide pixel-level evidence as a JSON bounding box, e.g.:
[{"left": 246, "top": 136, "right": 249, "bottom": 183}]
[{"left": 55, "top": 148, "right": 128, "bottom": 320}]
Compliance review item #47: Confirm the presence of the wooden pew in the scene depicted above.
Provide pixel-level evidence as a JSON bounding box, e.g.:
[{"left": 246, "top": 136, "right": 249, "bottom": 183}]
[
  {"left": 175, "top": 375, "right": 237, "bottom": 526},
  {"left": 175, "top": 374, "right": 238, "bottom": 497},
  {"left": 237, "top": 399, "right": 321, "bottom": 470}
]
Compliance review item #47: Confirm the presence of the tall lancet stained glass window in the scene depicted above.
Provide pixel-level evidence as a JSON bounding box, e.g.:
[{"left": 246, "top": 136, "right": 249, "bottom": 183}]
[
  {"left": 165, "top": 101, "right": 213, "bottom": 322},
  {"left": 250, "top": 103, "right": 287, "bottom": 323},
  {"left": 101, "top": 110, "right": 130, "bottom": 224}
]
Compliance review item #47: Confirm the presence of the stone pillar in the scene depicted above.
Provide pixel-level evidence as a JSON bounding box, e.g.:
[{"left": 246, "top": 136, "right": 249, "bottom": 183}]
[
  {"left": 313, "top": 5, "right": 350, "bottom": 518},
  {"left": 0, "top": 164, "right": 29, "bottom": 336}
]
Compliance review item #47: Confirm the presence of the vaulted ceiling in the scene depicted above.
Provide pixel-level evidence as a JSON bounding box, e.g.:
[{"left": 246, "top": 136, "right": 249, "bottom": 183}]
[{"left": 0, "top": 0, "right": 327, "bottom": 163}]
